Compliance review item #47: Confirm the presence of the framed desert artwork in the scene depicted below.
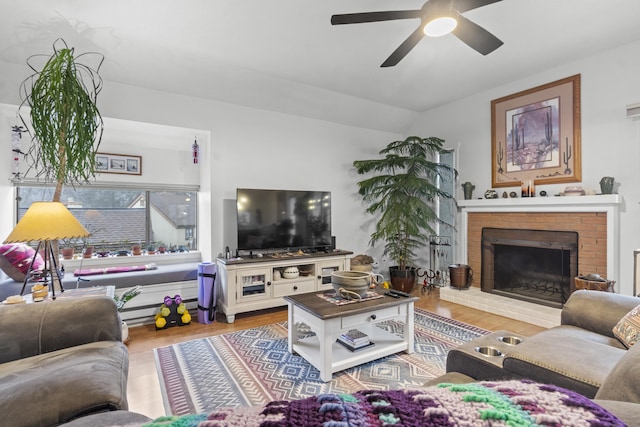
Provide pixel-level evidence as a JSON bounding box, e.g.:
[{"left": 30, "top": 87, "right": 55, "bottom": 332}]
[{"left": 491, "top": 74, "right": 581, "bottom": 188}]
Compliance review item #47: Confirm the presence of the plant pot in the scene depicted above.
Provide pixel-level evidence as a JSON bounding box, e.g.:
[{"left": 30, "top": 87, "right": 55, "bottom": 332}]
[
  {"left": 83, "top": 246, "right": 93, "bottom": 259},
  {"left": 131, "top": 245, "right": 142, "bottom": 256},
  {"left": 121, "top": 320, "right": 130, "bottom": 344},
  {"left": 61, "top": 247, "right": 74, "bottom": 260},
  {"left": 389, "top": 266, "right": 416, "bottom": 293},
  {"left": 158, "top": 246, "right": 166, "bottom": 254}
]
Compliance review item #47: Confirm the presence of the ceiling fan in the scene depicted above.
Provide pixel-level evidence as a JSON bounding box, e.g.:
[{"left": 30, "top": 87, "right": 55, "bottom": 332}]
[{"left": 331, "top": 0, "right": 503, "bottom": 67}]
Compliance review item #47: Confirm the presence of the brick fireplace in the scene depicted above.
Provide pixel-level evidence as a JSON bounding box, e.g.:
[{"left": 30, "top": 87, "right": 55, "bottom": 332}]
[{"left": 441, "top": 195, "right": 621, "bottom": 327}]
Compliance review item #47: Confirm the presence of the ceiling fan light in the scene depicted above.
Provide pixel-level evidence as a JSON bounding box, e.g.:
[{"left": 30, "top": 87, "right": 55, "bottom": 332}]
[{"left": 423, "top": 16, "right": 457, "bottom": 37}]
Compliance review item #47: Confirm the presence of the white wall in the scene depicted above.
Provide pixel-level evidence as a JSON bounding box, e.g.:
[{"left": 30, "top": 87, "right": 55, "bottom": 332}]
[
  {"left": 0, "top": 59, "right": 401, "bottom": 266},
  {"left": 3, "top": 38, "right": 637, "bottom": 291},
  {"left": 407, "top": 39, "right": 640, "bottom": 295}
]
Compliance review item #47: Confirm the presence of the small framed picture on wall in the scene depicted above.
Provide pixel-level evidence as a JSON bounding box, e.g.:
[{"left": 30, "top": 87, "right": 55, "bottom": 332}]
[{"left": 95, "top": 153, "right": 142, "bottom": 175}]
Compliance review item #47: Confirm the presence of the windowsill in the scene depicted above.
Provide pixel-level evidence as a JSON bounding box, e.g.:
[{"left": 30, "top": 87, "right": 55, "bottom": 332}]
[{"left": 59, "top": 251, "right": 202, "bottom": 270}]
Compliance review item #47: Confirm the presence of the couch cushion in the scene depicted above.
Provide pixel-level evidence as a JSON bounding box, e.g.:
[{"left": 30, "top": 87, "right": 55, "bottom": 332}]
[
  {"left": 595, "top": 337, "right": 640, "bottom": 404},
  {"left": 0, "top": 341, "right": 129, "bottom": 427},
  {"left": 594, "top": 400, "right": 640, "bottom": 427},
  {"left": 59, "top": 410, "right": 152, "bottom": 427},
  {"left": 0, "top": 243, "right": 43, "bottom": 282},
  {"left": 502, "top": 325, "right": 627, "bottom": 398},
  {"left": 613, "top": 303, "right": 640, "bottom": 348},
  {"left": 551, "top": 324, "right": 628, "bottom": 349},
  {"left": 561, "top": 290, "right": 640, "bottom": 337}
]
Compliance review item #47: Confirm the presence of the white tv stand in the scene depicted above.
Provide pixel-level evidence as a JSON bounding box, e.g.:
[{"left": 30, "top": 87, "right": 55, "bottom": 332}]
[{"left": 216, "top": 250, "right": 352, "bottom": 323}]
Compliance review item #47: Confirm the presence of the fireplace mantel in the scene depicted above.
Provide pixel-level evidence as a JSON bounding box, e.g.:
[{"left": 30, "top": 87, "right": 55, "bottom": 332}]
[
  {"left": 458, "top": 194, "right": 622, "bottom": 282},
  {"left": 458, "top": 194, "right": 621, "bottom": 210}
]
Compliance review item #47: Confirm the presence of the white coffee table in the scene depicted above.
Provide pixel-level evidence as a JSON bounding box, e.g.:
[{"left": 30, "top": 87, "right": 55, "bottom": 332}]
[{"left": 284, "top": 291, "right": 417, "bottom": 382}]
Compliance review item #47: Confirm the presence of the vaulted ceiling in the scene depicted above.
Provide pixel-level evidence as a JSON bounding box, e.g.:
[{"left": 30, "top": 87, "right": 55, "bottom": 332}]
[{"left": 1, "top": 0, "right": 640, "bottom": 132}]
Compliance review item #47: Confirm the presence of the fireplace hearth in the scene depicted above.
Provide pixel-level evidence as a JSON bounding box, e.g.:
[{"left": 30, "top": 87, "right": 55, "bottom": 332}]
[{"left": 481, "top": 228, "right": 578, "bottom": 308}]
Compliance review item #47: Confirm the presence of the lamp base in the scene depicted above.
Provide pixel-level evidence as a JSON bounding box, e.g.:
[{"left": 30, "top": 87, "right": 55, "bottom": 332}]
[{"left": 20, "top": 241, "right": 65, "bottom": 299}]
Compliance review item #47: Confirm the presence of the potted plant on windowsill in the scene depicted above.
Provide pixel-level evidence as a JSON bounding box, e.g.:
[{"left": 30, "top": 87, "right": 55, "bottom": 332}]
[
  {"left": 115, "top": 285, "right": 142, "bottom": 343},
  {"left": 353, "top": 136, "right": 457, "bottom": 293},
  {"left": 59, "top": 238, "right": 76, "bottom": 260}
]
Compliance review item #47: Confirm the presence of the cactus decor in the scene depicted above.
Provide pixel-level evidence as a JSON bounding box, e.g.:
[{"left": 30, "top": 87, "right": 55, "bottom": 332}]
[{"left": 353, "top": 136, "right": 457, "bottom": 292}]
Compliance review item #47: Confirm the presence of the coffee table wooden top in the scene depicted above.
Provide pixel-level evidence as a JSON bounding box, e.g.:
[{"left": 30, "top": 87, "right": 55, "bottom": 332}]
[{"left": 284, "top": 291, "right": 418, "bottom": 320}]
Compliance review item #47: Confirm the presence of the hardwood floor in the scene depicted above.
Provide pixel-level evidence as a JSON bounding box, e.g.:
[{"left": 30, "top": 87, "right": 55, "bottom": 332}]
[{"left": 125, "top": 288, "right": 546, "bottom": 419}]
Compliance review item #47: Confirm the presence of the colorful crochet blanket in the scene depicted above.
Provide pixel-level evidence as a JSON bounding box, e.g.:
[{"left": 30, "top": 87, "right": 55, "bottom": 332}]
[{"left": 142, "top": 380, "right": 624, "bottom": 426}]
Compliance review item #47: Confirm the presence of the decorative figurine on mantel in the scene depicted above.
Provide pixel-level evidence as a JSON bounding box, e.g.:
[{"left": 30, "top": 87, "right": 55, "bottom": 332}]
[
  {"left": 461, "top": 182, "right": 475, "bottom": 200},
  {"left": 484, "top": 189, "right": 498, "bottom": 199},
  {"left": 599, "top": 176, "right": 615, "bottom": 194}
]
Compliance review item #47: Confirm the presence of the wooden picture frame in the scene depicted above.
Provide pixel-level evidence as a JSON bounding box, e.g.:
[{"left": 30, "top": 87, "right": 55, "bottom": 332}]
[
  {"left": 96, "top": 152, "right": 142, "bottom": 175},
  {"left": 491, "top": 74, "right": 581, "bottom": 188}
]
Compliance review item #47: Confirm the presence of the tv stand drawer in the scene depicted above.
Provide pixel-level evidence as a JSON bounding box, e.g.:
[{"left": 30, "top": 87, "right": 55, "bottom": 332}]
[{"left": 273, "top": 279, "right": 315, "bottom": 298}]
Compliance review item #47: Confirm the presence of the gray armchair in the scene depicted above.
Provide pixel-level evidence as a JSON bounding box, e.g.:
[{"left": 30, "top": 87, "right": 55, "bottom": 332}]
[{"left": 0, "top": 295, "right": 130, "bottom": 427}]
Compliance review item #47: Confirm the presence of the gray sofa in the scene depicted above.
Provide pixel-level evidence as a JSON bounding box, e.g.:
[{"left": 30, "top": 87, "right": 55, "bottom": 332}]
[
  {"left": 0, "top": 295, "right": 133, "bottom": 427},
  {"left": 442, "top": 289, "right": 640, "bottom": 425}
]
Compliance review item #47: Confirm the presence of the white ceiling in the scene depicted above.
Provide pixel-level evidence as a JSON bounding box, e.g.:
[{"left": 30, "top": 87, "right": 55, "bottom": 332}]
[{"left": 2, "top": 0, "right": 640, "bottom": 132}]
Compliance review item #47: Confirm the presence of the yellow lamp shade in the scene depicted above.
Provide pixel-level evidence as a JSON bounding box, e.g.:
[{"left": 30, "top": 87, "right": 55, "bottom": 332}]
[{"left": 4, "top": 202, "right": 90, "bottom": 243}]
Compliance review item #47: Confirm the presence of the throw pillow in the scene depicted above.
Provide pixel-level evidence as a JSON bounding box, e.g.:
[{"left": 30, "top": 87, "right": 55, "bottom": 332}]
[
  {"left": 0, "top": 243, "right": 44, "bottom": 282},
  {"left": 613, "top": 303, "right": 640, "bottom": 348}
]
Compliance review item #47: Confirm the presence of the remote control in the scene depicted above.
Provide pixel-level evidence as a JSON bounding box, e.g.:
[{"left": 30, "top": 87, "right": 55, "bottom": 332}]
[
  {"left": 384, "top": 292, "right": 400, "bottom": 299},
  {"left": 389, "top": 289, "right": 410, "bottom": 297}
]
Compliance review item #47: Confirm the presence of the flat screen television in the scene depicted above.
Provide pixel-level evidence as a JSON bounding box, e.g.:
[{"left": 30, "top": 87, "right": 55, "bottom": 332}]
[{"left": 236, "top": 188, "right": 332, "bottom": 252}]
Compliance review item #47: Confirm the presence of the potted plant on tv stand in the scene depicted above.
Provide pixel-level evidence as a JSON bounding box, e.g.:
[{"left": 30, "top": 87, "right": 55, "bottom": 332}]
[{"left": 353, "top": 136, "right": 457, "bottom": 293}]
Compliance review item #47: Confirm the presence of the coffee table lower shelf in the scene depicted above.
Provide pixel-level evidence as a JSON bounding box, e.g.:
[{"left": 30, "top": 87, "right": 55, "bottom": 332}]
[{"left": 291, "top": 326, "right": 410, "bottom": 379}]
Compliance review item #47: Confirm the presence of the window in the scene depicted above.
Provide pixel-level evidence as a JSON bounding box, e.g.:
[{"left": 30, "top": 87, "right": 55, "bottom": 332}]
[
  {"left": 16, "top": 186, "right": 197, "bottom": 255},
  {"left": 435, "top": 149, "right": 456, "bottom": 269}
]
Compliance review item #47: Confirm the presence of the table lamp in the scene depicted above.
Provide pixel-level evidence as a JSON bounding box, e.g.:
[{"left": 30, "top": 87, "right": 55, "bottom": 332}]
[{"left": 3, "top": 201, "right": 89, "bottom": 299}]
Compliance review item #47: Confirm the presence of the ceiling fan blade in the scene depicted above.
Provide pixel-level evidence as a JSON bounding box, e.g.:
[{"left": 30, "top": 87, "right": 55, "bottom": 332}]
[
  {"left": 454, "top": 0, "right": 502, "bottom": 14},
  {"left": 331, "top": 10, "right": 422, "bottom": 25},
  {"left": 381, "top": 26, "right": 425, "bottom": 67},
  {"left": 452, "top": 15, "right": 503, "bottom": 55}
]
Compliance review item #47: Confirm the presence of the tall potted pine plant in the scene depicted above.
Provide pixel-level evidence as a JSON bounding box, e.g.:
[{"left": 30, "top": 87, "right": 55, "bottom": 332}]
[
  {"left": 353, "top": 136, "right": 457, "bottom": 293},
  {"left": 19, "top": 38, "right": 104, "bottom": 202}
]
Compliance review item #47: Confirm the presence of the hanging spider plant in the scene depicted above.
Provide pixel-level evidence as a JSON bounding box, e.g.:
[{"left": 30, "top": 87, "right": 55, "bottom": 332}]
[{"left": 19, "top": 38, "right": 104, "bottom": 202}]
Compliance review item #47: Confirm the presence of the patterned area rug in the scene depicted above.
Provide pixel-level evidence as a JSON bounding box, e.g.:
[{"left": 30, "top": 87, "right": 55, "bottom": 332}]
[{"left": 154, "top": 308, "right": 488, "bottom": 416}]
